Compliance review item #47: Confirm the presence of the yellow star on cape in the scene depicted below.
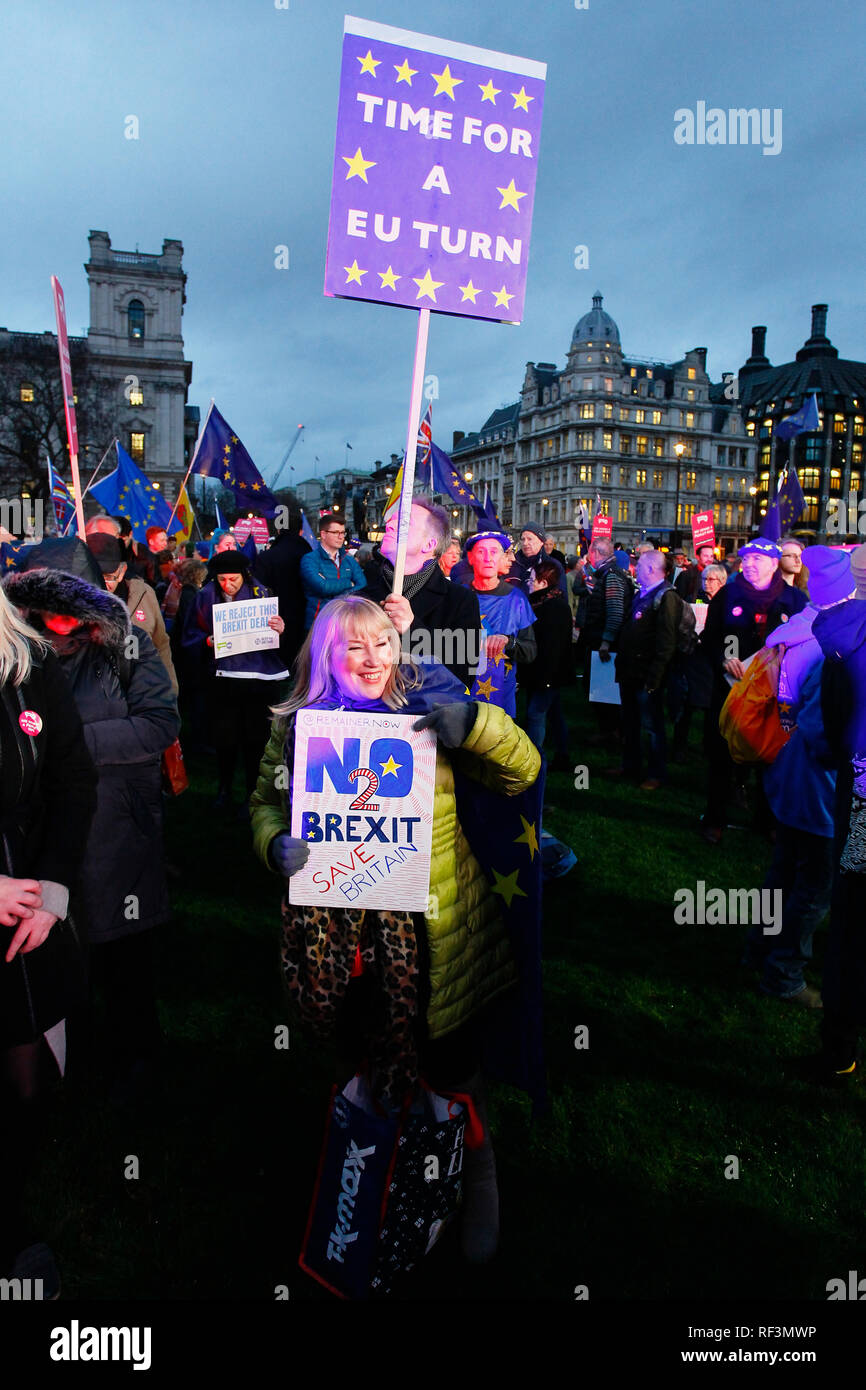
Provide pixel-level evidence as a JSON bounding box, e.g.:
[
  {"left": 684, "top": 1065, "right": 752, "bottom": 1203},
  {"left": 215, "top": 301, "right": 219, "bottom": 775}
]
[
  {"left": 378, "top": 265, "right": 400, "bottom": 290},
  {"left": 413, "top": 268, "right": 444, "bottom": 302},
  {"left": 431, "top": 63, "right": 462, "bottom": 99},
  {"left": 492, "top": 285, "right": 514, "bottom": 308},
  {"left": 459, "top": 279, "right": 480, "bottom": 302},
  {"left": 380, "top": 754, "right": 402, "bottom": 777},
  {"left": 491, "top": 866, "right": 527, "bottom": 907},
  {"left": 478, "top": 78, "right": 500, "bottom": 103},
  {"left": 231, "top": 436, "right": 238, "bottom": 444},
  {"left": 343, "top": 147, "right": 376, "bottom": 182},
  {"left": 344, "top": 259, "right": 367, "bottom": 284},
  {"left": 490, "top": 647, "right": 506, "bottom": 667},
  {"left": 514, "top": 816, "right": 539, "bottom": 859},
  {"left": 357, "top": 49, "right": 380, "bottom": 76},
  {"left": 251, "top": 482, "right": 261, "bottom": 491},
  {"left": 512, "top": 85, "right": 533, "bottom": 111},
  {"left": 394, "top": 58, "right": 417, "bottom": 84},
  {"left": 475, "top": 676, "right": 496, "bottom": 701},
  {"left": 497, "top": 178, "right": 527, "bottom": 212}
]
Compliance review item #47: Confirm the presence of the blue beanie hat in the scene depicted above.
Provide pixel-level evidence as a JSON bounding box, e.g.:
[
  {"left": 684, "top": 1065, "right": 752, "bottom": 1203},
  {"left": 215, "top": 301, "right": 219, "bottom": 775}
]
[
  {"left": 801, "top": 545, "right": 853, "bottom": 607},
  {"left": 740, "top": 538, "right": 781, "bottom": 559}
]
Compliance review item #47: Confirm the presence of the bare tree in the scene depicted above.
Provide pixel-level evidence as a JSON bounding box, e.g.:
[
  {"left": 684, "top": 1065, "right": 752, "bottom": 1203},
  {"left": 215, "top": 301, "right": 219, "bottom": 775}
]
[{"left": 0, "top": 331, "right": 116, "bottom": 501}]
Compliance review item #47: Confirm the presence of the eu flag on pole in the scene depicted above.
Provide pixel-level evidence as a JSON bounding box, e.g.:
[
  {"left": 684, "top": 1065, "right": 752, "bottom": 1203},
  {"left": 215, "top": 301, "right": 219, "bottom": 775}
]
[
  {"left": 775, "top": 392, "right": 820, "bottom": 442},
  {"left": 192, "top": 405, "right": 277, "bottom": 517},
  {"left": 300, "top": 509, "right": 316, "bottom": 547},
  {"left": 760, "top": 466, "right": 806, "bottom": 541},
  {"left": 90, "top": 443, "right": 182, "bottom": 543},
  {"left": 478, "top": 484, "right": 502, "bottom": 529}
]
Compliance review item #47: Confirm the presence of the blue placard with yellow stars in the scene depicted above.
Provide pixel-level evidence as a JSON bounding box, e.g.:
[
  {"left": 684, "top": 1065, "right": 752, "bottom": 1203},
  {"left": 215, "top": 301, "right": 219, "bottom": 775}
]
[{"left": 324, "top": 16, "right": 545, "bottom": 323}]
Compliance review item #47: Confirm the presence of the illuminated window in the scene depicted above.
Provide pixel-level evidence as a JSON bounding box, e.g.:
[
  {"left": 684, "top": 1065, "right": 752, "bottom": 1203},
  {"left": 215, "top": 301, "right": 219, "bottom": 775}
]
[
  {"left": 603, "top": 378, "right": 613, "bottom": 392},
  {"left": 636, "top": 469, "right": 647, "bottom": 487},
  {"left": 684, "top": 470, "right": 697, "bottom": 490},
  {"left": 726, "top": 476, "right": 735, "bottom": 495},
  {"left": 736, "top": 504, "right": 746, "bottom": 527},
  {"left": 619, "top": 407, "right": 629, "bottom": 421},
  {"left": 713, "top": 502, "right": 721, "bottom": 523},
  {"left": 19, "top": 383, "right": 34, "bottom": 403},
  {"left": 600, "top": 498, "right": 610, "bottom": 515},
  {"left": 829, "top": 469, "right": 843, "bottom": 493},
  {"left": 646, "top": 369, "right": 653, "bottom": 380},
  {"left": 620, "top": 435, "right": 632, "bottom": 454},
  {"left": 579, "top": 463, "right": 593, "bottom": 481},
  {"left": 617, "top": 500, "right": 629, "bottom": 522},
  {"left": 128, "top": 386, "right": 144, "bottom": 406},
  {"left": 746, "top": 422, "right": 756, "bottom": 436},
  {"left": 620, "top": 467, "right": 631, "bottom": 487},
  {"left": 603, "top": 403, "right": 614, "bottom": 420},
  {"left": 800, "top": 467, "right": 820, "bottom": 490},
  {"left": 635, "top": 409, "right": 646, "bottom": 424},
  {"left": 630, "top": 367, "right": 637, "bottom": 378},
  {"left": 129, "top": 432, "right": 145, "bottom": 462},
  {"left": 579, "top": 433, "right": 594, "bottom": 452},
  {"left": 636, "top": 435, "right": 648, "bottom": 456},
  {"left": 580, "top": 403, "right": 594, "bottom": 419},
  {"left": 653, "top": 469, "right": 665, "bottom": 489},
  {"left": 853, "top": 446, "right": 863, "bottom": 470},
  {"left": 677, "top": 502, "right": 697, "bottom": 524},
  {"left": 687, "top": 367, "right": 696, "bottom": 380},
  {"left": 834, "top": 414, "right": 846, "bottom": 435},
  {"left": 851, "top": 467, "right": 862, "bottom": 490},
  {"left": 714, "top": 476, "right": 722, "bottom": 493},
  {"left": 601, "top": 465, "right": 612, "bottom": 484},
  {"left": 652, "top": 410, "right": 662, "bottom": 425},
  {"left": 653, "top": 437, "right": 665, "bottom": 458},
  {"left": 854, "top": 416, "right": 864, "bottom": 437},
  {"left": 603, "top": 432, "right": 613, "bottom": 451},
  {"left": 685, "top": 412, "right": 695, "bottom": 429},
  {"left": 585, "top": 355, "right": 593, "bottom": 364},
  {"left": 128, "top": 299, "right": 145, "bottom": 340},
  {"left": 802, "top": 495, "right": 820, "bottom": 524},
  {"left": 761, "top": 446, "right": 771, "bottom": 467}
]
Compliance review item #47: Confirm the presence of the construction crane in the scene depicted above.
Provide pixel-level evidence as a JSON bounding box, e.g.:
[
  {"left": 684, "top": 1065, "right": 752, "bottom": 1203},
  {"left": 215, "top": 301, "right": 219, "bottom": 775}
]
[{"left": 271, "top": 423, "right": 305, "bottom": 492}]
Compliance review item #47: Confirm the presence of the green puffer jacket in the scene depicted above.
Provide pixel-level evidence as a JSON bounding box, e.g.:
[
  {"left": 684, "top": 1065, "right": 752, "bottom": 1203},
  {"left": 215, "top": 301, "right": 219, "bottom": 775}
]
[{"left": 250, "top": 701, "right": 541, "bottom": 1040}]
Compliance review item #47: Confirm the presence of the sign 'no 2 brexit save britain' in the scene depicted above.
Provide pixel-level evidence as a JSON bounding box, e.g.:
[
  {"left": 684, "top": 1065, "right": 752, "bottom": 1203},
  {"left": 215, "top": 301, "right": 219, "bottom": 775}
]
[{"left": 325, "top": 16, "right": 546, "bottom": 324}]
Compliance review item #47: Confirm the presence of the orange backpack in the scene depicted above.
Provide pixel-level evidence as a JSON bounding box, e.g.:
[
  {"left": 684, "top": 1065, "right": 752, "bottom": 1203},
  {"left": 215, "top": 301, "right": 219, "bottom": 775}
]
[{"left": 719, "top": 645, "right": 790, "bottom": 764}]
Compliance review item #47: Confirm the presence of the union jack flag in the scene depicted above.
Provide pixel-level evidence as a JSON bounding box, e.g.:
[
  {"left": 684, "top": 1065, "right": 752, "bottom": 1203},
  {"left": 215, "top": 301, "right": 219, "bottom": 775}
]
[{"left": 416, "top": 401, "right": 432, "bottom": 467}]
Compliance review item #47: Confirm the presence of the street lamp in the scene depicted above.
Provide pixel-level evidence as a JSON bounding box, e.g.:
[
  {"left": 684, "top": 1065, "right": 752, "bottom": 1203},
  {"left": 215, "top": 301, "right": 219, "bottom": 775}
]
[
  {"left": 464, "top": 471, "right": 473, "bottom": 482},
  {"left": 673, "top": 442, "right": 685, "bottom": 547}
]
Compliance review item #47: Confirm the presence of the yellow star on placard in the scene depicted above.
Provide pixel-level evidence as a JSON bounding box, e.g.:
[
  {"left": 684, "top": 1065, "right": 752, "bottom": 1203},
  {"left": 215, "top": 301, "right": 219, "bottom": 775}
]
[
  {"left": 512, "top": 85, "right": 533, "bottom": 111},
  {"left": 344, "top": 259, "right": 367, "bottom": 284},
  {"left": 380, "top": 754, "right": 402, "bottom": 777},
  {"left": 514, "top": 815, "right": 539, "bottom": 859},
  {"left": 492, "top": 285, "right": 514, "bottom": 308},
  {"left": 459, "top": 280, "right": 480, "bottom": 302},
  {"left": 497, "top": 178, "right": 527, "bottom": 212},
  {"left": 475, "top": 676, "right": 496, "bottom": 701},
  {"left": 357, "top": 49, "right": 380, "bottom": 76},
  {"left": 413, "top": 268, "right": 444, "bottom": 301},
  {"left": 378, "top": 265, "right": 400, "bottom": 289},
  {"left": 394, "top": 58, "right": 417, "bottom": 84},
  {"left": 491, "top": 866, "right": 527, "bottom": 907},
  {"left": 431, "top": 63, "right": 462, "bottom": 99},
  {"left": 478, "top": 78, "right": 500, "bottom": 103},
  {"left": 343, "top": 147, "right": 376, "bottom": 182}
]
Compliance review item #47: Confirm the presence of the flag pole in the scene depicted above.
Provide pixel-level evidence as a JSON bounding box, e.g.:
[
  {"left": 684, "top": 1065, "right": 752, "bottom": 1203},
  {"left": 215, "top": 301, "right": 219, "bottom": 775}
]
[
  {"left": 80, "top": 437, "right": 119, "bottom": 500},
  {"left": 391, "top": 309, "right": 431, "bottom": 596},
  {"left": 166, "top": 398, "right": 215, "bottom": 531}
]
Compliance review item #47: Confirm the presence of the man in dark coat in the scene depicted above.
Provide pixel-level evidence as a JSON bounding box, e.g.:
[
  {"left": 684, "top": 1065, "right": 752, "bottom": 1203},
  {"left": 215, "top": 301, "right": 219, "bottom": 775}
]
[
  {"left": 699, "top": 537, "right": 808, "bottom": 844},
  {"left": 363, "top": 499, "right": 483, "bottom": 691},
  {"left": 614, "top": 549, "right": 682, "bottom": 789},
  {"left": 582, "top": 536, "right": 635, "bottom": 743},
  {"left": 507, "top": 524, "right": 568, "bottom": 599},
  {"left": 675, "top": 544, "right": 716, "bottom": 603},
  {"left": 254, "top": 509, "right": 312, "bottom": 669}
]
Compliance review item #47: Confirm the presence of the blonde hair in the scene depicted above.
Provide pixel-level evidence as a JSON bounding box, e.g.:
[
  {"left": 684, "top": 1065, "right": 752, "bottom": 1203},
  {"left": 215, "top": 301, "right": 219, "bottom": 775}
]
[
  {"left": 0, "top": 582, "right": 48, "bottom": 686},
  {"left": 272, "top": 596, "right": 420, "bottom": 721}
]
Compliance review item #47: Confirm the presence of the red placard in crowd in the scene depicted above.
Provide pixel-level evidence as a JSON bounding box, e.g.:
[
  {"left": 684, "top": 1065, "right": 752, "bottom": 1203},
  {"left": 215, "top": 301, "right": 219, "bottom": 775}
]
[
  {"left": 691, "top": 510, "right": 715, "bottom": 551},
  {"left": 591, "top": 513, "right": 613, "bottom": 541}
]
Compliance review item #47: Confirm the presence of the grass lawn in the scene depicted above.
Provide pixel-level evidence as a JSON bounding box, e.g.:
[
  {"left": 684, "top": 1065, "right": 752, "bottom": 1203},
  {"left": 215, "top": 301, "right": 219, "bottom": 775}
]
[{"left": 30, "top": 683, "right": 866, "bottom": 1302}]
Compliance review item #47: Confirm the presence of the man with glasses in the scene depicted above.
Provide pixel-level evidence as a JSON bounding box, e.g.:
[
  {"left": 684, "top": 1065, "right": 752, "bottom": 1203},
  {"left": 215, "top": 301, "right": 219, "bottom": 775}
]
[{"left": 300, "top": 512, "right": 366, "bottom": 631}]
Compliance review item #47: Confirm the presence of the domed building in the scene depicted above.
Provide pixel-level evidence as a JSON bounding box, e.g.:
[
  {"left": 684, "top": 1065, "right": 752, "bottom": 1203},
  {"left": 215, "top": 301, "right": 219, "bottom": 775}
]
[{"left": 451, "top": 293, "right": 756, "bottom": 554}]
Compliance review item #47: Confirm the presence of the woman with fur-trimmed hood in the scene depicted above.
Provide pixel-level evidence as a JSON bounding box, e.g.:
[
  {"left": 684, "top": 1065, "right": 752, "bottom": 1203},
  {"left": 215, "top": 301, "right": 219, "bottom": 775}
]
[{"left": 3, "top": 566, "right": 179, "bottom": 1101}]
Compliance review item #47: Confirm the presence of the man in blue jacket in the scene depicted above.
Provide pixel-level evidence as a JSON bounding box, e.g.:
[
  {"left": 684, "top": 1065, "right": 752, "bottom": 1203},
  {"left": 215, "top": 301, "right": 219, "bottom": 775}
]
[{"left": 299, "top": 513, "right": 366, "bottom": 631}]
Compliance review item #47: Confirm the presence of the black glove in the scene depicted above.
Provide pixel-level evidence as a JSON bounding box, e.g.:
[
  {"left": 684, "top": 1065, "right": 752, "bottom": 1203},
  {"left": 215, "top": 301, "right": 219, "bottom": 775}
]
[
  {"left": 598, "top": 643, "right": 612, "bottom": 664},
  {"left": 269, "top": 834, "right": 310, "bottom": 877},
  {"left": 412, "top": 701, "right": 477, "bottom": 748}
]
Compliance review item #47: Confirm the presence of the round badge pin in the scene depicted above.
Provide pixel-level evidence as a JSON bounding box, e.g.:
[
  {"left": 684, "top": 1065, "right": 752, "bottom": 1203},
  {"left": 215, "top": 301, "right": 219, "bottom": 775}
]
[
  {"left": 19, "top": 709, "right": 43, "bottom": 736},
  {"left": 134, "top": 608, "right": 146, "bottom": 621},
  {"left": 732, "top": 605, "right": 743, "bottom": 617}
]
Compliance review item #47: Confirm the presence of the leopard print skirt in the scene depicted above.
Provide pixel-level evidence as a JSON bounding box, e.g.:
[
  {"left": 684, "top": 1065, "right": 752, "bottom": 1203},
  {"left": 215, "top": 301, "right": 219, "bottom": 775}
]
[{"left": 280, "top": 896, "right": 420, "bottom": 1105}]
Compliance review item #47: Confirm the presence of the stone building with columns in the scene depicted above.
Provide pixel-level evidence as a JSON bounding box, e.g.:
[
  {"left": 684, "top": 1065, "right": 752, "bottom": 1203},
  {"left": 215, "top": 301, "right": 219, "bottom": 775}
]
[{"left": 451, "top": 293, "right": 756, "bottom": 555}]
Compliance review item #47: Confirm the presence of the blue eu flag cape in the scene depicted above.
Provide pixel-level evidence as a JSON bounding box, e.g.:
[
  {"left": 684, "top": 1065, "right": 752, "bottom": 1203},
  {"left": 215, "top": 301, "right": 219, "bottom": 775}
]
[
  {"left": 471, "top": 586, "right": 535, "bottom": 718},
  {"left": 90, "top": 443, "right": 182, "bottom": 543},
  {"left": 760, "top": 466, "right": 806, "bottom": 541},
  {"left": 191, "top": 405, "right": 277, "bottom": 517}
]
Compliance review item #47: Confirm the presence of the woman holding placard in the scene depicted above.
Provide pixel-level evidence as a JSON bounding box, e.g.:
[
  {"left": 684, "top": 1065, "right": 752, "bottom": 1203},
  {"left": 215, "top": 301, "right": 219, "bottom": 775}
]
[{"left": 250, "top": 595, "right": 541, "bottom": 1264}]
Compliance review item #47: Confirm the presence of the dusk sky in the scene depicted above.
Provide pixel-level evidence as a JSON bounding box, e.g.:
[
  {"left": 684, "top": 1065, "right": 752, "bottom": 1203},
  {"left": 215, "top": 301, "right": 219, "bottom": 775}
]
[{"left": 2, "top": 0, "right": 862, "bottom": 487}]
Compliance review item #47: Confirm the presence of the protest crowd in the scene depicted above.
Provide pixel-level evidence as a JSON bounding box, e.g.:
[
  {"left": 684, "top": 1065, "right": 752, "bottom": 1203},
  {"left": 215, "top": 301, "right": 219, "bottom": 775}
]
[{"left": 1, "top": 481, "right": 864, "bottom": 1300}]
